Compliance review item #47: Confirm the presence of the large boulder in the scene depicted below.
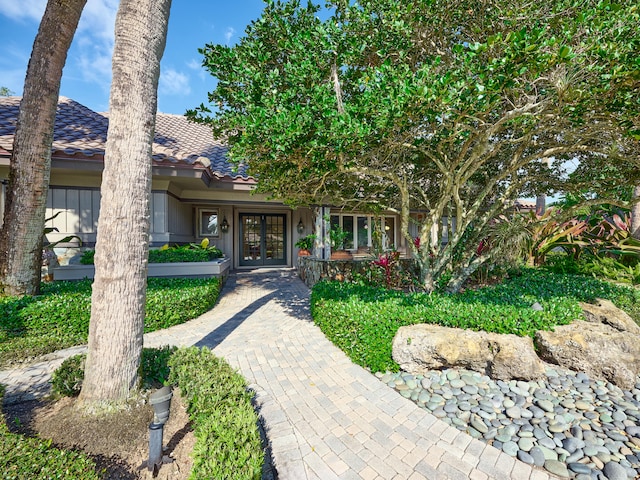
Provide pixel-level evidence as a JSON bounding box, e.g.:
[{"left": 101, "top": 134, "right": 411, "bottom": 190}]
[
  {"left": 535, "top": 309, "right": 640, "bottom": 390},
  {"left": 392, "top": 324, "right": 546, "bottom": 381},
  {"left": 580, "top": 298, "right": 640, "bottom": 335}
]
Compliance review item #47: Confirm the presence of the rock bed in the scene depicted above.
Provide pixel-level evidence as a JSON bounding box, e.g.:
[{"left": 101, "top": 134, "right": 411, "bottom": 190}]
[{"left": 376, "top": 367, "right": 640, "bottom": 479}]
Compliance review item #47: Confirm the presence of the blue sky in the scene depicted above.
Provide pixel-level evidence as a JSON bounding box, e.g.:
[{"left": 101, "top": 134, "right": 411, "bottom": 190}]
[{"left": 0, "top": 0, "right": 266, "bottom": 114}]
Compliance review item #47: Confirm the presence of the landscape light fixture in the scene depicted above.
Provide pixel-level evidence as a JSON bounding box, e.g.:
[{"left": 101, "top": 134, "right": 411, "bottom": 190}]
[
  {"left": 297, "top": 218, "right": 305, "bottom": 234},
  {"left": 146, "top": 386, "right": 174, "bottom": 473},
  {"left": 220, "top": 216, "right": 229, "bottom": 233}
]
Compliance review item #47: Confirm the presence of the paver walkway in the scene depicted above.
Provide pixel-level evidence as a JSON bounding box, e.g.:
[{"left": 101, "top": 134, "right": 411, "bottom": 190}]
[{"left": 1, "top": 269, "right": 558, "bottom": 479}]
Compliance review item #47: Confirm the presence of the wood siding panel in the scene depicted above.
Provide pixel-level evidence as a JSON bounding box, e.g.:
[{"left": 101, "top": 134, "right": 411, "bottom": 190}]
[
  {"left": 151, "top": 192, "right": 167, "bottom": 233},
  {"left": 79, "top": 190, "right": 94, "bottom": 233},
  {"left": 167, "top": 195, "right": 191, "bottom": 236},
  {"left": 92, "top": 190, "right": 101, "bottom": 230},
  {"left": 66, "top": 189, "right": 80, "bottom": 233},
  {"left": 51, "top": 189, "right": 66, "bottom": 232}
]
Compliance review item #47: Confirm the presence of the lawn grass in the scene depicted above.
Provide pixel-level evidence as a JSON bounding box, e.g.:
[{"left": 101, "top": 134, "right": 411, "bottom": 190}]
[{"left": 0, "top": 277, "right": 221, "bottom": 368}]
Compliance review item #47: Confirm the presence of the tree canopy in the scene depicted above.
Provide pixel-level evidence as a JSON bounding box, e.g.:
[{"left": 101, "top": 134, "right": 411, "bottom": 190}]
[{"left": 191, "top": 0, "right": 639, "bottom": 291}]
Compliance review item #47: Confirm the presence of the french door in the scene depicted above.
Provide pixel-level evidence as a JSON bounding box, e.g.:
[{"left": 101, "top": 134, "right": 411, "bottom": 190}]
[{"left": 239, "top": 213, "right": 287, "bottom": 266}]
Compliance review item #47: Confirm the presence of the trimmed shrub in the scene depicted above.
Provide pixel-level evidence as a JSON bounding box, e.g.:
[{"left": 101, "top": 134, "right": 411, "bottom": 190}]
[
  {"left": 51, "top": 346, "right": 179, "bottom": 397},
  {"left": 51, "top": 354, "right": 85, "bottom": 397},
  {"left": 80, "top": 243, "right": 223, "bottom": 265}
]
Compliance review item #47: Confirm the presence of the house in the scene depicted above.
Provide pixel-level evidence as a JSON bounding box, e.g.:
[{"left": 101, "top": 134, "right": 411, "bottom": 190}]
[{"left": 0, "top": 96, "right": 405, "bottom": 269}]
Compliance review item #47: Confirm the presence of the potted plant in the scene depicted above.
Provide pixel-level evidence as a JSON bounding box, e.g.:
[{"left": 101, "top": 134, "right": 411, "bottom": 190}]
[
  {"left": 295, "top": 234, "right": 316, "bottom": 256},
  {"left": 329, "top": 222, "right": 353, "bottom": 260}
]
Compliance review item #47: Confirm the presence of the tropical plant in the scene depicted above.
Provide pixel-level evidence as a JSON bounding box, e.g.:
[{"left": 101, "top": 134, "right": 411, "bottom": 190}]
[
  {"left": 579, "top": 211, "right": 640, "bottom": 260},
  {"left": 79, "top": 0, "right": 172, "bottom": 408},
  {"left": 184, "top": 238, "right": 224, "bottom": 258},
  {"left": 372, "top": 250, "right": 404, "bottom": 289},
  {"left": 43, "top": 211, "right": 82, "bottom": 250},
  {"left": 295, "top": 234, "right": 316, "bottom": 251},
  {"left": 327, "top": 218, "right": 349, "bottom": 251}
]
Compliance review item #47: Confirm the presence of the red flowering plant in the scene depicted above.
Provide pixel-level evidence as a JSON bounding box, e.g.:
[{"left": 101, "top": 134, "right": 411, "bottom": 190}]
[{"left": 372, "top": 250, "right": 401, "bottom": 288}]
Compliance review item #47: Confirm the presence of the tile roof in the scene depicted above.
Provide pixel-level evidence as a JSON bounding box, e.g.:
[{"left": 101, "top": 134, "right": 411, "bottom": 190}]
[
  {"left": 0, "top": 96, "right": 250, "bottom": 180},
  {"left": 514, "top": 199, "right": 537, "bottom": 210}
]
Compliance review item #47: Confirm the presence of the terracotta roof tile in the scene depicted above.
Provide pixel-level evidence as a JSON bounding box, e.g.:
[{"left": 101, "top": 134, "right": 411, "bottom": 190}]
[{"left": 0, "top": 96, "right": 250, "bottom": 180}]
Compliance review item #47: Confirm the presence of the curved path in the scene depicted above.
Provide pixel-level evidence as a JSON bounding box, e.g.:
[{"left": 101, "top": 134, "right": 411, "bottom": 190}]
[{"left": 1, "top": 269, "right": 557, "bottom": 479}]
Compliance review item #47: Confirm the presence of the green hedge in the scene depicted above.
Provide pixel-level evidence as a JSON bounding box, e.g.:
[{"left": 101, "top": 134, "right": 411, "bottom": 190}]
[
  {"left": 0, "top": 278, "right": 221, "bottom": 367},
  {"left": 168, "top": 348, "right": 263, "bottom": 480},
  {"left": 311, "top": 269, "right": 640, "bottom": 373},
  {"left": 80, "top": 245, "right": 223, "bottom": 265},
  {"left": 0, "top": 386, "right": 101, "bottom": 479}
]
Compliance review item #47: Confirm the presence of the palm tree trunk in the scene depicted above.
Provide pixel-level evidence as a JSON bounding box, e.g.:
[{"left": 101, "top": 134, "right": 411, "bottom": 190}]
[
  {"left": 79, "top": 0, "right": 172, "bottom": 406},
  {"left": 0, "top": 0, "right": 86, "bottom": 296}
]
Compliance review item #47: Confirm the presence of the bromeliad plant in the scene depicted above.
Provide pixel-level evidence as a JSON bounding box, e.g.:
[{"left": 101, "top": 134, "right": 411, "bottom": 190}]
[{"left": 488, "top": 206, "right": 640, "bottom": 269}]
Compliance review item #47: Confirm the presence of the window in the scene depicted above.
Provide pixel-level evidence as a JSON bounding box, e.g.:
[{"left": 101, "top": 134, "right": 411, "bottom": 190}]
[
  {"left": 198, "top": 209, "right": 219, "bottom": 237},
  {"left": 329, "top": 214, "right": 397, "bottom": 251}
]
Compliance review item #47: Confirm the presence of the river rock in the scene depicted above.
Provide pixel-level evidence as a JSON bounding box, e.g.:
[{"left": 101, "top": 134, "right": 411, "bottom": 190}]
[
  {"left": 392, "top": 324, "right": 545, "bottom": 381},
  {"left": 602, "top": 460, "right": 629, "bottom": 480}
]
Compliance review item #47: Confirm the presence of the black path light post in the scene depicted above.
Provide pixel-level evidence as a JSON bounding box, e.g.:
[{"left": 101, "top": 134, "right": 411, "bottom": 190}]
[{"left": 146, "top": 386, "right": 174, "bottom": 472}]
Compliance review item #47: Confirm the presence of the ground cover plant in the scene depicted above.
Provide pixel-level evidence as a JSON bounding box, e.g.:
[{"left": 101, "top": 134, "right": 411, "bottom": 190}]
[
  {"left": 311, "top": 269, "right": 640, "bottom": 373},
  {"left": 0, "top": 387, "right": 102, "bottom": 480},
  {"left": 0, "top": 347, "right": 264, "bottom": 480},
  {"left": 169, "top": 347, "right": 264, "bottom": 480},
  {"left": 0, "top": 277, "right": 221, "bottom": 367}
]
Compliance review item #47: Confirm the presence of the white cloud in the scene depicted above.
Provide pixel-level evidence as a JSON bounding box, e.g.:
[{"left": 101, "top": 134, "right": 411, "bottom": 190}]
[
  {"left": 72, "top": 0, "right": 118, "bottom": 90},
  {"left": 160, "top": 68, "right": 191, "bottom": 96},
  {"left": 186, "top": 58, "right": 206, "bottom": 81},
  {"left": 0, "top": 0, "right": 45, "bottom": 22},
  {"left": 224, "top": 27, "right": 236, "bottom": 45},
  {"left": 76, "top": 45, "right": 113, "bottom": 89},
  {"left": 187, "top": 59, "right": 201, "bottom": 71},
  {"left": 76, "top": 0, "right": 118, "bottom": 42}
]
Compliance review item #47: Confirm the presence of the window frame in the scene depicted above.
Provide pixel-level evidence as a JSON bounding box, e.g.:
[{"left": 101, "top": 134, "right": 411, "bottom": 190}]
[
  {"left": 330, "top": 213, "right": 396, "bottom": 251},
  {"left": 197, "top": 208, "right": 219, "bottom": 238}
]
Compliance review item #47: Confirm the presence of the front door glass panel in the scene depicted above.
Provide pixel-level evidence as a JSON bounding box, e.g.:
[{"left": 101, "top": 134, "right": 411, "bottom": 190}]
[{"left": 240, "top": 214, "right": 287, "bottom": 266}]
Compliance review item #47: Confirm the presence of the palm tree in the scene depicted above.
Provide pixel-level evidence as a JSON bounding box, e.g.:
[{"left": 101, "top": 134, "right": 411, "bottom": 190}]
[
  {"left": 79, "top": 0, "right": 172, "bottom": 406},
  {"left": 0, "top": 0, "right": 86, "bottom": 296}
]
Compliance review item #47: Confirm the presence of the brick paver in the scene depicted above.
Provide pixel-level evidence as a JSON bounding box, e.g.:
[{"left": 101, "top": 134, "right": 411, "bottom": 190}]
[{"left": 0, "top": 269, "right": 558, "bottom": 479}]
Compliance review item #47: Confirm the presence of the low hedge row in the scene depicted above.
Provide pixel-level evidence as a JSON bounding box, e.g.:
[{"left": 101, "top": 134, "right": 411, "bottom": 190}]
[
  {"left": 0, "top": 277, "right": 221, "bottom": 367},
  {"left": 311, "top": 269, "right": 640, "bottom": 373},
  {"left": 168, "top": 347, "right": 264, "bottom": 480},
  {"left": 0, "top": 387, "right": 101, "bottom": 479},
  {"left": 80, "top": 244, "right": 223, "bottom": 265}
]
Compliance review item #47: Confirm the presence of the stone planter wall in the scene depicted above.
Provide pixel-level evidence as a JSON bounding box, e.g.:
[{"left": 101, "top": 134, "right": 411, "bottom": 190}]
[
  {"left": 53, "top": 257, "right": 232, "bottom": 281},
  {"left": 297, "top": 256, "right": 417, "bottom": 288}
]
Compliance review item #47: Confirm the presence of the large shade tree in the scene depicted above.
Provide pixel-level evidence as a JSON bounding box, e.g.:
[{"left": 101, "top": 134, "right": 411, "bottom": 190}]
[
  {"left": 79, "top": 0, "right": 172, "bottom": 407},
  {"left": 0, "top": 0, "right": 87, "bottom": 296},
  {"left": 191, "top": 0, "right": 638, "bottom": 291}
]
